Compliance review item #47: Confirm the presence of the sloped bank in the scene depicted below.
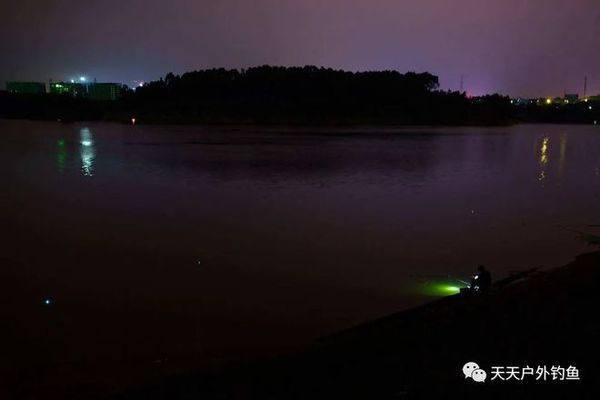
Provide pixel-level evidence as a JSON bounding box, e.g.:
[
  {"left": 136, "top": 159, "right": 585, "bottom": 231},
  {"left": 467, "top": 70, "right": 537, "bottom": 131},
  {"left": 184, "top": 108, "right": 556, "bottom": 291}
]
[{"left": 119, "top": 251, "right": 600, "bottom": 399}]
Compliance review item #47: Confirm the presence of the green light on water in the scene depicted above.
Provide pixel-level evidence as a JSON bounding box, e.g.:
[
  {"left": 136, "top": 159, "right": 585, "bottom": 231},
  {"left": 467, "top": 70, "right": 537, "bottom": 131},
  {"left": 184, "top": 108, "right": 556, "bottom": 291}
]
[
  {"left": 57, "top": 138, "right": 67, "bottom": 173},
  {"left": 417, "top": 281, "right": 464, "bottom": 297},
  {"left": 429, "top": 284, "right": 460, "bottom": 296},
  {"left": 442, "top": 285, "right": 460, "bottom": 293}
]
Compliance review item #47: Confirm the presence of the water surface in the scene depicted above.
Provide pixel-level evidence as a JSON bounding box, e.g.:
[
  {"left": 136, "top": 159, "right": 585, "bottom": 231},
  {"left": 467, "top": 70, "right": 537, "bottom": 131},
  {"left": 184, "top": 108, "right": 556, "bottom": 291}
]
[{"left": 2, "top": 120, "right": 599, "bottom": 386}]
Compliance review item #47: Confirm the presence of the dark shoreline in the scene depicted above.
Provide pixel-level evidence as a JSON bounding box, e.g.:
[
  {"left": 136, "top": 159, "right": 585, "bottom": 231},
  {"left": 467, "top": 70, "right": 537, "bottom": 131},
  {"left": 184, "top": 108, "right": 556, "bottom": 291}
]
[
  {"left": 2, "top": 115, "right": 598, "bottom": 129},
  {"left": 115, "top": 251, "right": 600, "bottom": 399},
  {"left": 3, "top": 66, "right": 599, "bottom": 127},
  {"left": 1, "top": 66, "right": 514, "bottom": 127},
  {"left": 0, "top": 114, "right": 516, "bottom": 128}
]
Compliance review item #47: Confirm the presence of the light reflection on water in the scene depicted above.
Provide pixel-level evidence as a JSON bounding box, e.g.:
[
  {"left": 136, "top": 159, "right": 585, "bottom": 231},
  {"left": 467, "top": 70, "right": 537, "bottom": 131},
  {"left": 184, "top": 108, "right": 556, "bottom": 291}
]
[
  {"left": 79, "top": 127, "right": 95, "bottom": 176},
  {"left": 57, "top": 138, "right": 67, "bottom": 173},
  {"left": 538, "top": 136, "right": 549, "bottom": 183},
  {"left": 3, "top": 121, "right": 600, "bottom": 368},
  {"left": 558, "top": 133, "right": 568, "bottom": 179}
]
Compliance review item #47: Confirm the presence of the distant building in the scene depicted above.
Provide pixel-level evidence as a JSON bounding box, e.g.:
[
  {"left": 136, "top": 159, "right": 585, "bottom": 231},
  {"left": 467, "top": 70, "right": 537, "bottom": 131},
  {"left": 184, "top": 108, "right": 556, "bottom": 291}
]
[
  {"left": 6, "top": 81, "right": 46, "bottom": 94},
  {"left": 49, "top": 80, "right": 123, "bottom": 100},
  {"left": 87, "top": 83, "right": 123, "bottom": 101},
  {"left": 510, "top": 97, "right": 537, "bottom": 105},
  {"left": 49, "top": 81, "right": 87, "bottom": 97},
  {"left": 564, "top": 94, "right": 579, "bottom": 104}
]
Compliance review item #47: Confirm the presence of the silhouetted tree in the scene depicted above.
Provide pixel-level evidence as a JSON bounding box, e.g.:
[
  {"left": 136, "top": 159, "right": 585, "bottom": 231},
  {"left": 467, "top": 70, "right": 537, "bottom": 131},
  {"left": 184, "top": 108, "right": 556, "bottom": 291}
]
[{"left": 1, "top": 66, "right": 521, "bottom": 125}]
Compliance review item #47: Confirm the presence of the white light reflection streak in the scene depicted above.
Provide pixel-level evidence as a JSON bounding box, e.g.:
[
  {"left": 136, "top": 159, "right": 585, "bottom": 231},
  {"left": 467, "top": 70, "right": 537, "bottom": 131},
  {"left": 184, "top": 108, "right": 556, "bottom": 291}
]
[{"left": 80, "top": 127, "right": 95, "bottom": 176}]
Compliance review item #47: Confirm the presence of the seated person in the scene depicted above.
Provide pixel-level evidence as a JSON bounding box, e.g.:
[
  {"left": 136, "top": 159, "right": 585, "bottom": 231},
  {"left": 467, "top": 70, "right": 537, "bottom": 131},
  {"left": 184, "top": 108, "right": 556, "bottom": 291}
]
[{"left": 470, "top": 265, "right": 492, "bottom": 293}]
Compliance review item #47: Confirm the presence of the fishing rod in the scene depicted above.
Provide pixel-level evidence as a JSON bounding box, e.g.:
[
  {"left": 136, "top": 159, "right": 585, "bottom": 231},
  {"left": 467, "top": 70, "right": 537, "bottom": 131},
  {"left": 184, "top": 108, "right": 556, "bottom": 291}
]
[{"left": 557, "top": 225, "right": 600, "bottom": 245}]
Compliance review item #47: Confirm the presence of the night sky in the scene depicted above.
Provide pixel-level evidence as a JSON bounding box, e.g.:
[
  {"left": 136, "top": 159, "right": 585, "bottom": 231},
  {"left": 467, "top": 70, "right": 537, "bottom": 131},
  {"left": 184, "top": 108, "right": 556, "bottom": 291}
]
[{"left": 1, "top": 0, "right": 599, "bottom": 97}]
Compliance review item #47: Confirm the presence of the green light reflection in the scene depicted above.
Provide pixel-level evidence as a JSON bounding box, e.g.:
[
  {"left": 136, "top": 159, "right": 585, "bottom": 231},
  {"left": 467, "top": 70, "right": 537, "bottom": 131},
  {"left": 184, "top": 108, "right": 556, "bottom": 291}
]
[
  {"left": 57, "top": 138, "right": 66, "bottom": 173},
  {"left": 417, "top": 281, "right": 465, "bottom": 297}
]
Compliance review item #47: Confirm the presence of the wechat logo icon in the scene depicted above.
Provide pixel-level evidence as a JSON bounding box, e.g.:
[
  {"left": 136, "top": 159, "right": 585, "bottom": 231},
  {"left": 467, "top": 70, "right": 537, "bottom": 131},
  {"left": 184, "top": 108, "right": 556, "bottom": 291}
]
[{"left": 463, "top": 362, "right": 487, "bottom": 383}]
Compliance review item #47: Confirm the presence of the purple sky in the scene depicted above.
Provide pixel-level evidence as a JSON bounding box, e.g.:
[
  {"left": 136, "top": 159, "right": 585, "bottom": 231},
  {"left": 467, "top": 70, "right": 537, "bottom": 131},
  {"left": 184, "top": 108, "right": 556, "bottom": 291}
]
[{"left": 1, "top": 0, "right": 599, "bottom": 97}]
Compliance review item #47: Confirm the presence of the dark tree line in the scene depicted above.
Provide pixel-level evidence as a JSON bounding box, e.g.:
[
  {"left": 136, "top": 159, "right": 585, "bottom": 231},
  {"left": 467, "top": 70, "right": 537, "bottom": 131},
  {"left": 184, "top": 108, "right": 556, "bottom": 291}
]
[
  {"left": 124, "top": 66, "right": 510, "bottom": 125},
  {"left": 1, "top": 66, "right": 514, "bottom": 125}
]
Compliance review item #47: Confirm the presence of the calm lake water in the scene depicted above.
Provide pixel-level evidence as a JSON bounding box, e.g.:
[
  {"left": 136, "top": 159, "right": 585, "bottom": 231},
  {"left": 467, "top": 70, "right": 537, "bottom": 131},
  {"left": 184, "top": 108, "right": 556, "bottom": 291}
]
[{"left": 2, "top": 120, "right": 600, "bottom": 387}]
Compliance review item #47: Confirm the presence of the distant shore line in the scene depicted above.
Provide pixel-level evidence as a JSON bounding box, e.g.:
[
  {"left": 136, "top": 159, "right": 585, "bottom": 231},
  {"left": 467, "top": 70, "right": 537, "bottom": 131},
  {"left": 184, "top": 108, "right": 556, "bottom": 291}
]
[
  {"left": 1, "top": 115, "right": 520, "bottom": 128},
  {"left": 4, "top": 116, "right": 599, "bottom": 129}
]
